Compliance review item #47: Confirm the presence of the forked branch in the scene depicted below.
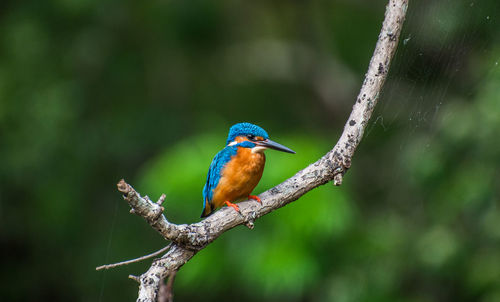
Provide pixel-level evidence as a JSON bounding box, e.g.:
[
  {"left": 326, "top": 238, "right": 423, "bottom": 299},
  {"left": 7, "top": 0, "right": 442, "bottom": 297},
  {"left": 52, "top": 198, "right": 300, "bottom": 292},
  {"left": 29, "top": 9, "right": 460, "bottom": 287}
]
[{"left": 104, "top": 1, "right": 408, "bottom": 301}]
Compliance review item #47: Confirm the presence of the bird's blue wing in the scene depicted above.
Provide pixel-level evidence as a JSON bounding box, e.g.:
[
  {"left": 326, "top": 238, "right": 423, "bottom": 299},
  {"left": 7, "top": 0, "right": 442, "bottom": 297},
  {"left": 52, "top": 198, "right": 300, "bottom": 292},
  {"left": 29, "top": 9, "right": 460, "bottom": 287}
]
[{"left": 201, "top": 146, "right": 237, "bottom": 217}]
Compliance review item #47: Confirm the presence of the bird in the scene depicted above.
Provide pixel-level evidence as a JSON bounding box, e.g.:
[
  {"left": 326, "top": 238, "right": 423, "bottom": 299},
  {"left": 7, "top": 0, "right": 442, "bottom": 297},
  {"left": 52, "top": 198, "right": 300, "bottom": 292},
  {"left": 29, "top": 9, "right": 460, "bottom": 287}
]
[{"left": 201, "top": 122, "right": 295, "bottom": 218}]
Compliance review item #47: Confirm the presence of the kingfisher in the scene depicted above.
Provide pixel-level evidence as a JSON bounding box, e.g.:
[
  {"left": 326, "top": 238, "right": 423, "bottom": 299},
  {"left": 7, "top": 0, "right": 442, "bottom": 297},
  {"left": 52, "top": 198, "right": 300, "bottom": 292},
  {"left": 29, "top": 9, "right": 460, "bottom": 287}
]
[{"left": 201, "top": 122, "right": 295, "bottom": 218}]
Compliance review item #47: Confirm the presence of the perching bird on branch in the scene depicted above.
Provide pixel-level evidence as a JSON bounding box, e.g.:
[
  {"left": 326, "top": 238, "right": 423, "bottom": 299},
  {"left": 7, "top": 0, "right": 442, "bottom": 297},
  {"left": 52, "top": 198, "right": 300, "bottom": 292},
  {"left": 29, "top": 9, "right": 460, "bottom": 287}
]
[{"left": 201, "top": 122, "right": 295, "bottom": 218}]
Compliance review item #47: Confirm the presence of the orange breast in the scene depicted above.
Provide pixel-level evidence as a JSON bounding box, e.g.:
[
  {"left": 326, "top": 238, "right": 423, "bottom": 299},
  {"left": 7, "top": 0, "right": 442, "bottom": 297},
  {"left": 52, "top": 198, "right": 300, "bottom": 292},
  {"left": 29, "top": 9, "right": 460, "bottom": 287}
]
[{"left": 211, "top": 148, "right": 265, "bottom": 208}]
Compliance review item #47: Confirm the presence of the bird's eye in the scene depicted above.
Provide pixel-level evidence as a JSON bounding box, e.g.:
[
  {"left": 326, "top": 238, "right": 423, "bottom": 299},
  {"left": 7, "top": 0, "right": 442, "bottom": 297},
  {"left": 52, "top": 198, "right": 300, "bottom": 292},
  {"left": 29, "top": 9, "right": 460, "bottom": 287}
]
[{"left": 247, "top": 134, "right": 255, "bottom": 140}]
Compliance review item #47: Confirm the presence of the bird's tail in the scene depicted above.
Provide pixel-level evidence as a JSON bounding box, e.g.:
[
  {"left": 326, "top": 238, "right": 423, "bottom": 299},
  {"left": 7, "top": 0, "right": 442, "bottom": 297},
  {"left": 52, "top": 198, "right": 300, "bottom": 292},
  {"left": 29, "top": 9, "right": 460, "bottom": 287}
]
[{"left": 200, "top": 200, "right": 213, "bottom": 218}]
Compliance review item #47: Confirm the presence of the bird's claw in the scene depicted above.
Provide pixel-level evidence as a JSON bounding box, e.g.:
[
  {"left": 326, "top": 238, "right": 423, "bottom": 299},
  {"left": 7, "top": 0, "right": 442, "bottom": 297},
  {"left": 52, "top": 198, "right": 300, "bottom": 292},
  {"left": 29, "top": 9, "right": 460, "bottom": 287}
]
[
  {"left": 225, "top": 201, "right": 240, "bottom": 213},
  {"left": 248, "top": 195, "right": 261, "bottom": 204}
]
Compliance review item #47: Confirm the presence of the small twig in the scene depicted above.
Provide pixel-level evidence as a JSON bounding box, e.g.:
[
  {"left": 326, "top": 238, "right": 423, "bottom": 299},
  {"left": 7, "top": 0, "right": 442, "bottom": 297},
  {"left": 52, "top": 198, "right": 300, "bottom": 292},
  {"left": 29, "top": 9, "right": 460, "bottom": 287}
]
[
  {"left": 166, "top": 271, "right": 177, "bottom": 302},
  {"left": 129, "top": 274, "right": 140, "bottom": 283},
  {"left": 158, "top": 278, "right": 168, "bottom": 302},
  {"left": 158, "top": 270, "right": 177, "bottom": 302},
  {"left": 96, "top": 244, "right": 172, "bottom": 271},
  {"left": 157, "top": 270, "right": 179, "bottom": 302},
  {"left": 157, "top": 194, "right": 167, "bottom": 205}
]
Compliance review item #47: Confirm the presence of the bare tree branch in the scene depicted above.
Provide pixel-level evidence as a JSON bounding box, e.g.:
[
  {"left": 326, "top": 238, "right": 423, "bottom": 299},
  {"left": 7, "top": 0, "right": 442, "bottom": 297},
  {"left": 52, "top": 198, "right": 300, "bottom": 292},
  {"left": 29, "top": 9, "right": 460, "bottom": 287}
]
[
  {"left": 96, "top": 244, "right": 172, "bottom": 271},
  {"left": 158, "top": 271, "right": 177, "bottom": 302},
  {"left": 112, "top": 1, "right": 408, "bottom": 301}
]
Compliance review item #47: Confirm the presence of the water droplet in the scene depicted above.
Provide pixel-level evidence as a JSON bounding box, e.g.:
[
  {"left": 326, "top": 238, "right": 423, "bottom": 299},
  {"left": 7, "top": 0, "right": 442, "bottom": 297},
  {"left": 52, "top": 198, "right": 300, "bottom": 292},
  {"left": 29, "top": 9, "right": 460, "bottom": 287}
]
[{"left": 486, "top": 16, "right": 490, "bottom": 20}]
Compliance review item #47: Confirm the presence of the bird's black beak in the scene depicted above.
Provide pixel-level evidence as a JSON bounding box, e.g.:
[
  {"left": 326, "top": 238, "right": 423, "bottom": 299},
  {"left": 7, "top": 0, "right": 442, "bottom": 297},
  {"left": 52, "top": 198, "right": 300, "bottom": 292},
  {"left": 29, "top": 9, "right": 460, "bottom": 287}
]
[{"left": 257, "top": 139, "right": 295, "bottom": 154}]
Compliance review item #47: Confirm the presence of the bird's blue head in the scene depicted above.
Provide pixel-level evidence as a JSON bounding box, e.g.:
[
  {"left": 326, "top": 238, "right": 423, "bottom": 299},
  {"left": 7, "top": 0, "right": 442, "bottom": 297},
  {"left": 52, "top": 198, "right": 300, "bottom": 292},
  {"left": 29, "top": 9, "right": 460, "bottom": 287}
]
[
  {"left": 225, "top": 122, "right": 295, "bottom": 154},
  {"left": 226, "top": 122, "right": 269, "bottom": 145}
]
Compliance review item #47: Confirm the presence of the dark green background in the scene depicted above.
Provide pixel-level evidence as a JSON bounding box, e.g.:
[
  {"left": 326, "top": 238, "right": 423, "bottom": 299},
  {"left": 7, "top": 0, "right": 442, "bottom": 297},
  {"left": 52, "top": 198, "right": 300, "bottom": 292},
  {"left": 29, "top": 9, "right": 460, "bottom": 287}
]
[{"left": 1, "top": 0, "right": 500, "bottom": 301}]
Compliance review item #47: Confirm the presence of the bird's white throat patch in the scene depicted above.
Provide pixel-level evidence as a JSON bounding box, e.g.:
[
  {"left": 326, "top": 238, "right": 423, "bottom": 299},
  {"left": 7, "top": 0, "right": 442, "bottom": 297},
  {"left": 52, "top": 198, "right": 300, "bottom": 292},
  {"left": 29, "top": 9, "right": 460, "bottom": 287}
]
[
  {"left": 251, "top": 146, "right": 267, "bottom": 153},
  {"left": 227, "top": 141, "right": 238, "bottom": 146}
]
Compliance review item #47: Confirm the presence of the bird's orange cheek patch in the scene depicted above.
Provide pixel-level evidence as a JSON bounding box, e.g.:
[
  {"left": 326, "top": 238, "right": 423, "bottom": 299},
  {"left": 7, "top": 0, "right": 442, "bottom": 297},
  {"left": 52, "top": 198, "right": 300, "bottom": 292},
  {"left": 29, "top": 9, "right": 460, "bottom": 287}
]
[{"left": 234, "top": 136, "right": 247, "bottom": 143}]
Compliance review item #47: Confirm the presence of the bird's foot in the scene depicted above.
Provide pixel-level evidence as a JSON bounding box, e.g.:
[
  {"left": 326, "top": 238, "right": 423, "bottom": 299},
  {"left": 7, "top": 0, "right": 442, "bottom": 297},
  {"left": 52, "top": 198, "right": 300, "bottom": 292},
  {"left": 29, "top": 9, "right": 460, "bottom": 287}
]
[
  {"left": 225, "top": 201, "right": 240, "bottom": 213},
  {"left": 248, "top": 195, "right": 261, "bottom": 204}
]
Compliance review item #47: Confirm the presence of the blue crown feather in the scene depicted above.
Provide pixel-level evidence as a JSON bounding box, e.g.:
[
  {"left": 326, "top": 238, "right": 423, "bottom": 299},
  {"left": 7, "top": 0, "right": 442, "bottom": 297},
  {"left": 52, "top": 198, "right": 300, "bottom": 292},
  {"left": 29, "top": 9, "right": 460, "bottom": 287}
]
[{"left": 226, "top": 122, "right": 269, "bottom": 145}]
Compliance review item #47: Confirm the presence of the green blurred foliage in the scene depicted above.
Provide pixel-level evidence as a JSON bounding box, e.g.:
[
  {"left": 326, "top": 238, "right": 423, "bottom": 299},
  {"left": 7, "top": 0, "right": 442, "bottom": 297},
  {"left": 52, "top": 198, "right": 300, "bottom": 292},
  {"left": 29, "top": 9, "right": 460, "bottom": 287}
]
[{"left": 1, "top": 0, "right": 499, "bottom": 301}]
